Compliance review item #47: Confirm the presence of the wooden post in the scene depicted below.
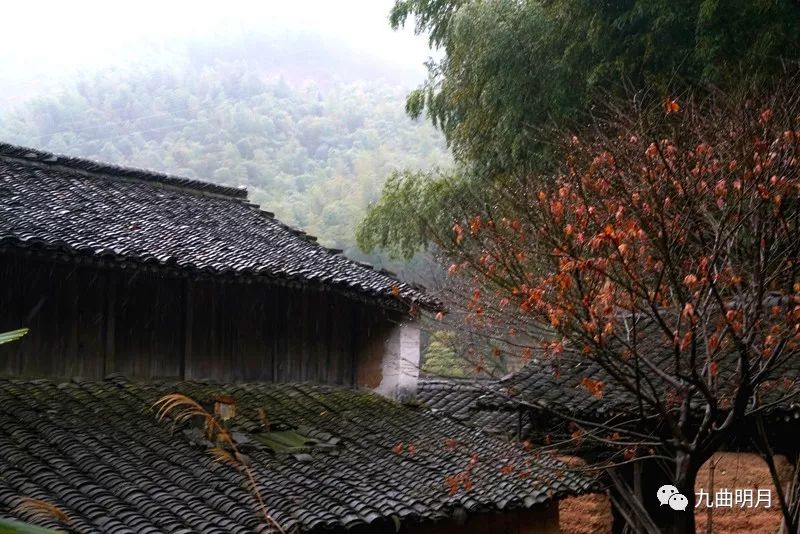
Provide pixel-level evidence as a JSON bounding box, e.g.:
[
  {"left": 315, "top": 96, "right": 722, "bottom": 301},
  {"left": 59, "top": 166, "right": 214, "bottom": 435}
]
[
  {"left": 103, "top": 271, "right": 117, "bottom": 377},
  {"left": 182, "top": 278, "right": 192, "bottom": 380}
]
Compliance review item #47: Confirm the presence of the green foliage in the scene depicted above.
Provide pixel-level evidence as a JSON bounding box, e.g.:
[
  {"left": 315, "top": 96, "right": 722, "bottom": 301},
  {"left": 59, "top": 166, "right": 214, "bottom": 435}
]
[
  {"left": 421, "top": 331, "right": 465, "bottom": 377},
  {"left": 361, "top": 0, "right": 800, "bottom": 258},
  {"left": 356, "top": 168, "right": 481, "bottom": 259},
  {"left": 0, "top": 328, "right": 28, "bottom": 345},
  {"left": 0, "top": 518, "right": 56, "bottom": 533},
  {"left": 358, "top": 170, "right": 439, "bottom": 259},
  {"left": 391, "top": 0, "right": 800, "bottom": 173},
  {"left": 0, "top": 60, "right": 450, "bottom": 260}
]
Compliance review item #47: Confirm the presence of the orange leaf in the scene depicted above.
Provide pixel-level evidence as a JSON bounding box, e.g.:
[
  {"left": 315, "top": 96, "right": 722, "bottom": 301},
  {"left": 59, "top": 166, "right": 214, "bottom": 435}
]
[
  {"left": 664, "top": 99, "right": 680, "bottom": 114},
  {"left": 580, "top": 377, "right": 604, "bottom": 399},
  {"left": 392, "top": 442, "right": 404, "bottom": 455},
  {"left": 521, "top": 347, "right": 533, "bottom": 364},
  {"left": 469, "top": 216, "right": 481, "bottom": 234},
  {"left": 445, "top": 475, "right": 459, "bottom": 496},
  {"left": 453, "top": 223, "right": 464, "bottom": 244}
]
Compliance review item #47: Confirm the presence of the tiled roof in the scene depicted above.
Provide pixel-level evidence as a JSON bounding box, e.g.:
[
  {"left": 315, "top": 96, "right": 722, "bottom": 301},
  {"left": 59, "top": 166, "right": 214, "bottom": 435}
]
[
  {"left": 417, "top": 378, "right": 522, "bottom": 435},
  {"left": 0, "top": 377, "right": 596, "bottom": 533},
  {"left": 480, "top": 318, "right": 800, "bottom": 423},
  {"left": 0, "top": 143, "right": 439, "bottom": 311},
  {"left": 481, "top": 358, "right": 628, "bottom": 421}
]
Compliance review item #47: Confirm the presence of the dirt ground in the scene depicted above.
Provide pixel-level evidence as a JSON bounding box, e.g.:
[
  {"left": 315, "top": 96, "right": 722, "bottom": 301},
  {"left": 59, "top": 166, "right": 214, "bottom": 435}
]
[
  {"left": 693, "top": 453, "right": 794, "bottom": 534},
  {"left": 558, "top": 491, "right": 614, "bottom": 534},
  {"left": 558, "top": 453, "right": 794, "bottom": 534}
]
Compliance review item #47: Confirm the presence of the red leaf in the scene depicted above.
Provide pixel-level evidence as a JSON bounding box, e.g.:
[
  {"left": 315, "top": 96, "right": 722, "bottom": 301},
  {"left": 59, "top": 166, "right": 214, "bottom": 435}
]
[
  {"left": 445, "top": 475, "right": 459, "bottom": 496},
  {"left": 664, "top": 99, "right": 680, "bottom": 114},
  {"left": 580, "top": 377, "right": 604, "bottom": 399}
]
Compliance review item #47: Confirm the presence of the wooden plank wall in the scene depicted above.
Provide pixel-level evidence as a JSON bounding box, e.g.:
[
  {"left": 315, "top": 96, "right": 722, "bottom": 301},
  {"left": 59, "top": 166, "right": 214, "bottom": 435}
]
[{"left": 0, "top": 254, "right": 391, "bottom": 384}]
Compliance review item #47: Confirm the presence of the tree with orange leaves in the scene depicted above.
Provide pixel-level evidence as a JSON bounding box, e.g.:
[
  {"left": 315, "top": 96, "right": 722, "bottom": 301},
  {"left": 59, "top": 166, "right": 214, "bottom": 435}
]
[{"left": 385, "top": 87, "right": 800, "bottom": 533}]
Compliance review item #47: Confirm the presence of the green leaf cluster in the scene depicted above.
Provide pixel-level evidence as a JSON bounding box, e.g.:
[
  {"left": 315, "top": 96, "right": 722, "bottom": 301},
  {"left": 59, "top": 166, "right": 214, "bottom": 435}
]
[
  {"left": 0, "top": 54, "right": 451, "bottom": 260},
  {"left": 421, "top": 331, "right": 466, "bottom": 377},
  {"left": 393, "top": 0, "right": 800, "bottom": 173},
  {"left": 360, "top": 0, "right": 800, "bottom": 257}
]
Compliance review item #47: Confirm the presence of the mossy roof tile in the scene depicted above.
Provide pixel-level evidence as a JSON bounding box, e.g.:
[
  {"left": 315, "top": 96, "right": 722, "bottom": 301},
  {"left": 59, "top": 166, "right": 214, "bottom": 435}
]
[{"left": 0, "top": 377, "right": 597, "bottom": 532}]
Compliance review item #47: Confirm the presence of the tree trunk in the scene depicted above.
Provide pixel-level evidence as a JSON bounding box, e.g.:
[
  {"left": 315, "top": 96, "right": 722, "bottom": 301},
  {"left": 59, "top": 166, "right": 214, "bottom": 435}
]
[
  {"left": 779, "top": 453, "right": 800, "bottom": 534},
  {"left": 668, "top": 452, "right": 697, "bottom": 534}
]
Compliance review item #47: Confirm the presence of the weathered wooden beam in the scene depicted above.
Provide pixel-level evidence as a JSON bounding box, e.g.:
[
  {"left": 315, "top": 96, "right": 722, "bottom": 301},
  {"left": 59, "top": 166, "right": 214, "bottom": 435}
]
[
  {"left": 103, "top": 272, "right": 117, "bottom": 376},
  {"left": 182, "top": 278, "right": 192, "bottom": 380}
]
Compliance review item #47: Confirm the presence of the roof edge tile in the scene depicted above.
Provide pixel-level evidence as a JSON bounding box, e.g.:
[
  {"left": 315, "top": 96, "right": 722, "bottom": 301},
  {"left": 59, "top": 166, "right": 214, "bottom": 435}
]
[{"left": 0, "top": 141, "right": 248, "bottom": 199}]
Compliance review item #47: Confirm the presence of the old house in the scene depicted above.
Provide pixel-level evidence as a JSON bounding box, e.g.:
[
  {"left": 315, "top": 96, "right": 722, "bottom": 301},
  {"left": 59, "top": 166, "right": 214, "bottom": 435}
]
[
  {"left": 417, "top": 322, "right": 800, "bottom": 533},
  {"left": 0, "top": 143, "right": 431, "bottom": 395},
  {"left": 0, "top": 143, "right": 595, "bottom": 532}
]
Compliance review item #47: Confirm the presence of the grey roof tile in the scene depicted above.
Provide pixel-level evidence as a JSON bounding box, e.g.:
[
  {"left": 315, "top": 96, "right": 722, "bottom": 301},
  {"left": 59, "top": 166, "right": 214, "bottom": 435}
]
[
  {"left": 0, "top": 378, "right": 596, "bottom": 532},
  {"left": 0, "top": 142, "right": 440, "bottom": 312}
]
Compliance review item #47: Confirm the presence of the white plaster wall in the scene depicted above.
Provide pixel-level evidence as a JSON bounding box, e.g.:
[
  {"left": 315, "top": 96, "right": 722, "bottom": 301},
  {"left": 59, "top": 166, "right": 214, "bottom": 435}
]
[{"left": 374, "top": 322, "right": 420, "bottom": 401}]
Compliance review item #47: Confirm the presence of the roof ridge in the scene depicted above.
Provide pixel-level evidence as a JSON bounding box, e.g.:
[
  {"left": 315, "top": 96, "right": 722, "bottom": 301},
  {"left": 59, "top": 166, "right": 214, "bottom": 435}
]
[
  {"left": 0, "top": 141, "right": 443, "bottom": 311},
  {"left": 0, "top": 141, "right": 248, "bottom": 199}
]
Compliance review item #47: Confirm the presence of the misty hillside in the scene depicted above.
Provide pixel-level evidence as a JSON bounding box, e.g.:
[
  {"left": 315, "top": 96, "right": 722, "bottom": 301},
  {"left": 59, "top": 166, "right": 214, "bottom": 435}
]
[{"left": 0, "top": 34, "right": 449, "bottom": 261}]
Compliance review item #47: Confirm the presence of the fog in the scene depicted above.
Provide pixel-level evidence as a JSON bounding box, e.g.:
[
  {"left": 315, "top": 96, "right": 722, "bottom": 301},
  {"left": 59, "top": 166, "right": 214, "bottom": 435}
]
[
  {"left": 0, "top": 0, "right": 432, "bottom": 103},
  {"left": 0, "top": 0, "right": 445, "bottom": 258}
]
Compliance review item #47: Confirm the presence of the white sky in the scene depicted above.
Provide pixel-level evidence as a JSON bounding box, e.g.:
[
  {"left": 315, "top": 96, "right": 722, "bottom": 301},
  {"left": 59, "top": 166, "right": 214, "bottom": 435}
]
[{"left": 0, "top": 0, "right": 432, "bottom": 101}]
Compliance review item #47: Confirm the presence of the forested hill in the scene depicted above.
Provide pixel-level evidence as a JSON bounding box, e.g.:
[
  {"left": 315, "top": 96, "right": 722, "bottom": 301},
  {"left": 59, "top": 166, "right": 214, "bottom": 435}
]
[{"left": 0, "top": 37, "right": 450, "bottom": 261}]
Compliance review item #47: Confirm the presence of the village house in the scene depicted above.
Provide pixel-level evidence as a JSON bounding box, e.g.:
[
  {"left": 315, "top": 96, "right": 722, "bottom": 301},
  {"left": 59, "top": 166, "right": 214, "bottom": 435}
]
[
  {"left": 417, "top": 322, "right": 800, "bottom": 533},
  {"left": 0, "top": 142, "right": 432, "bottom": 393},
  {"left": 0, "top": 143, "right": 596, "bottom": 533}
]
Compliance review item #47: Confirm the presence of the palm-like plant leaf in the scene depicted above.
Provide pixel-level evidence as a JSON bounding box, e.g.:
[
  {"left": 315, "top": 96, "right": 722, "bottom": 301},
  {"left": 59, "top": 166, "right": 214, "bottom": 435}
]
[
  {"left": 0, "top": 328, "right": 29, "bottom": 346},
  {"left": 209, "top": 447, "right": 238, "bottom": 467},
  {"left": 0, "top": 517, "right": 58, "bottom": 533},
  {"left": 14, "top": 498, "right": 73, "bottom": 528},
  {"left": 153, "top": 393, "right": 285, "bottom": 533}
]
